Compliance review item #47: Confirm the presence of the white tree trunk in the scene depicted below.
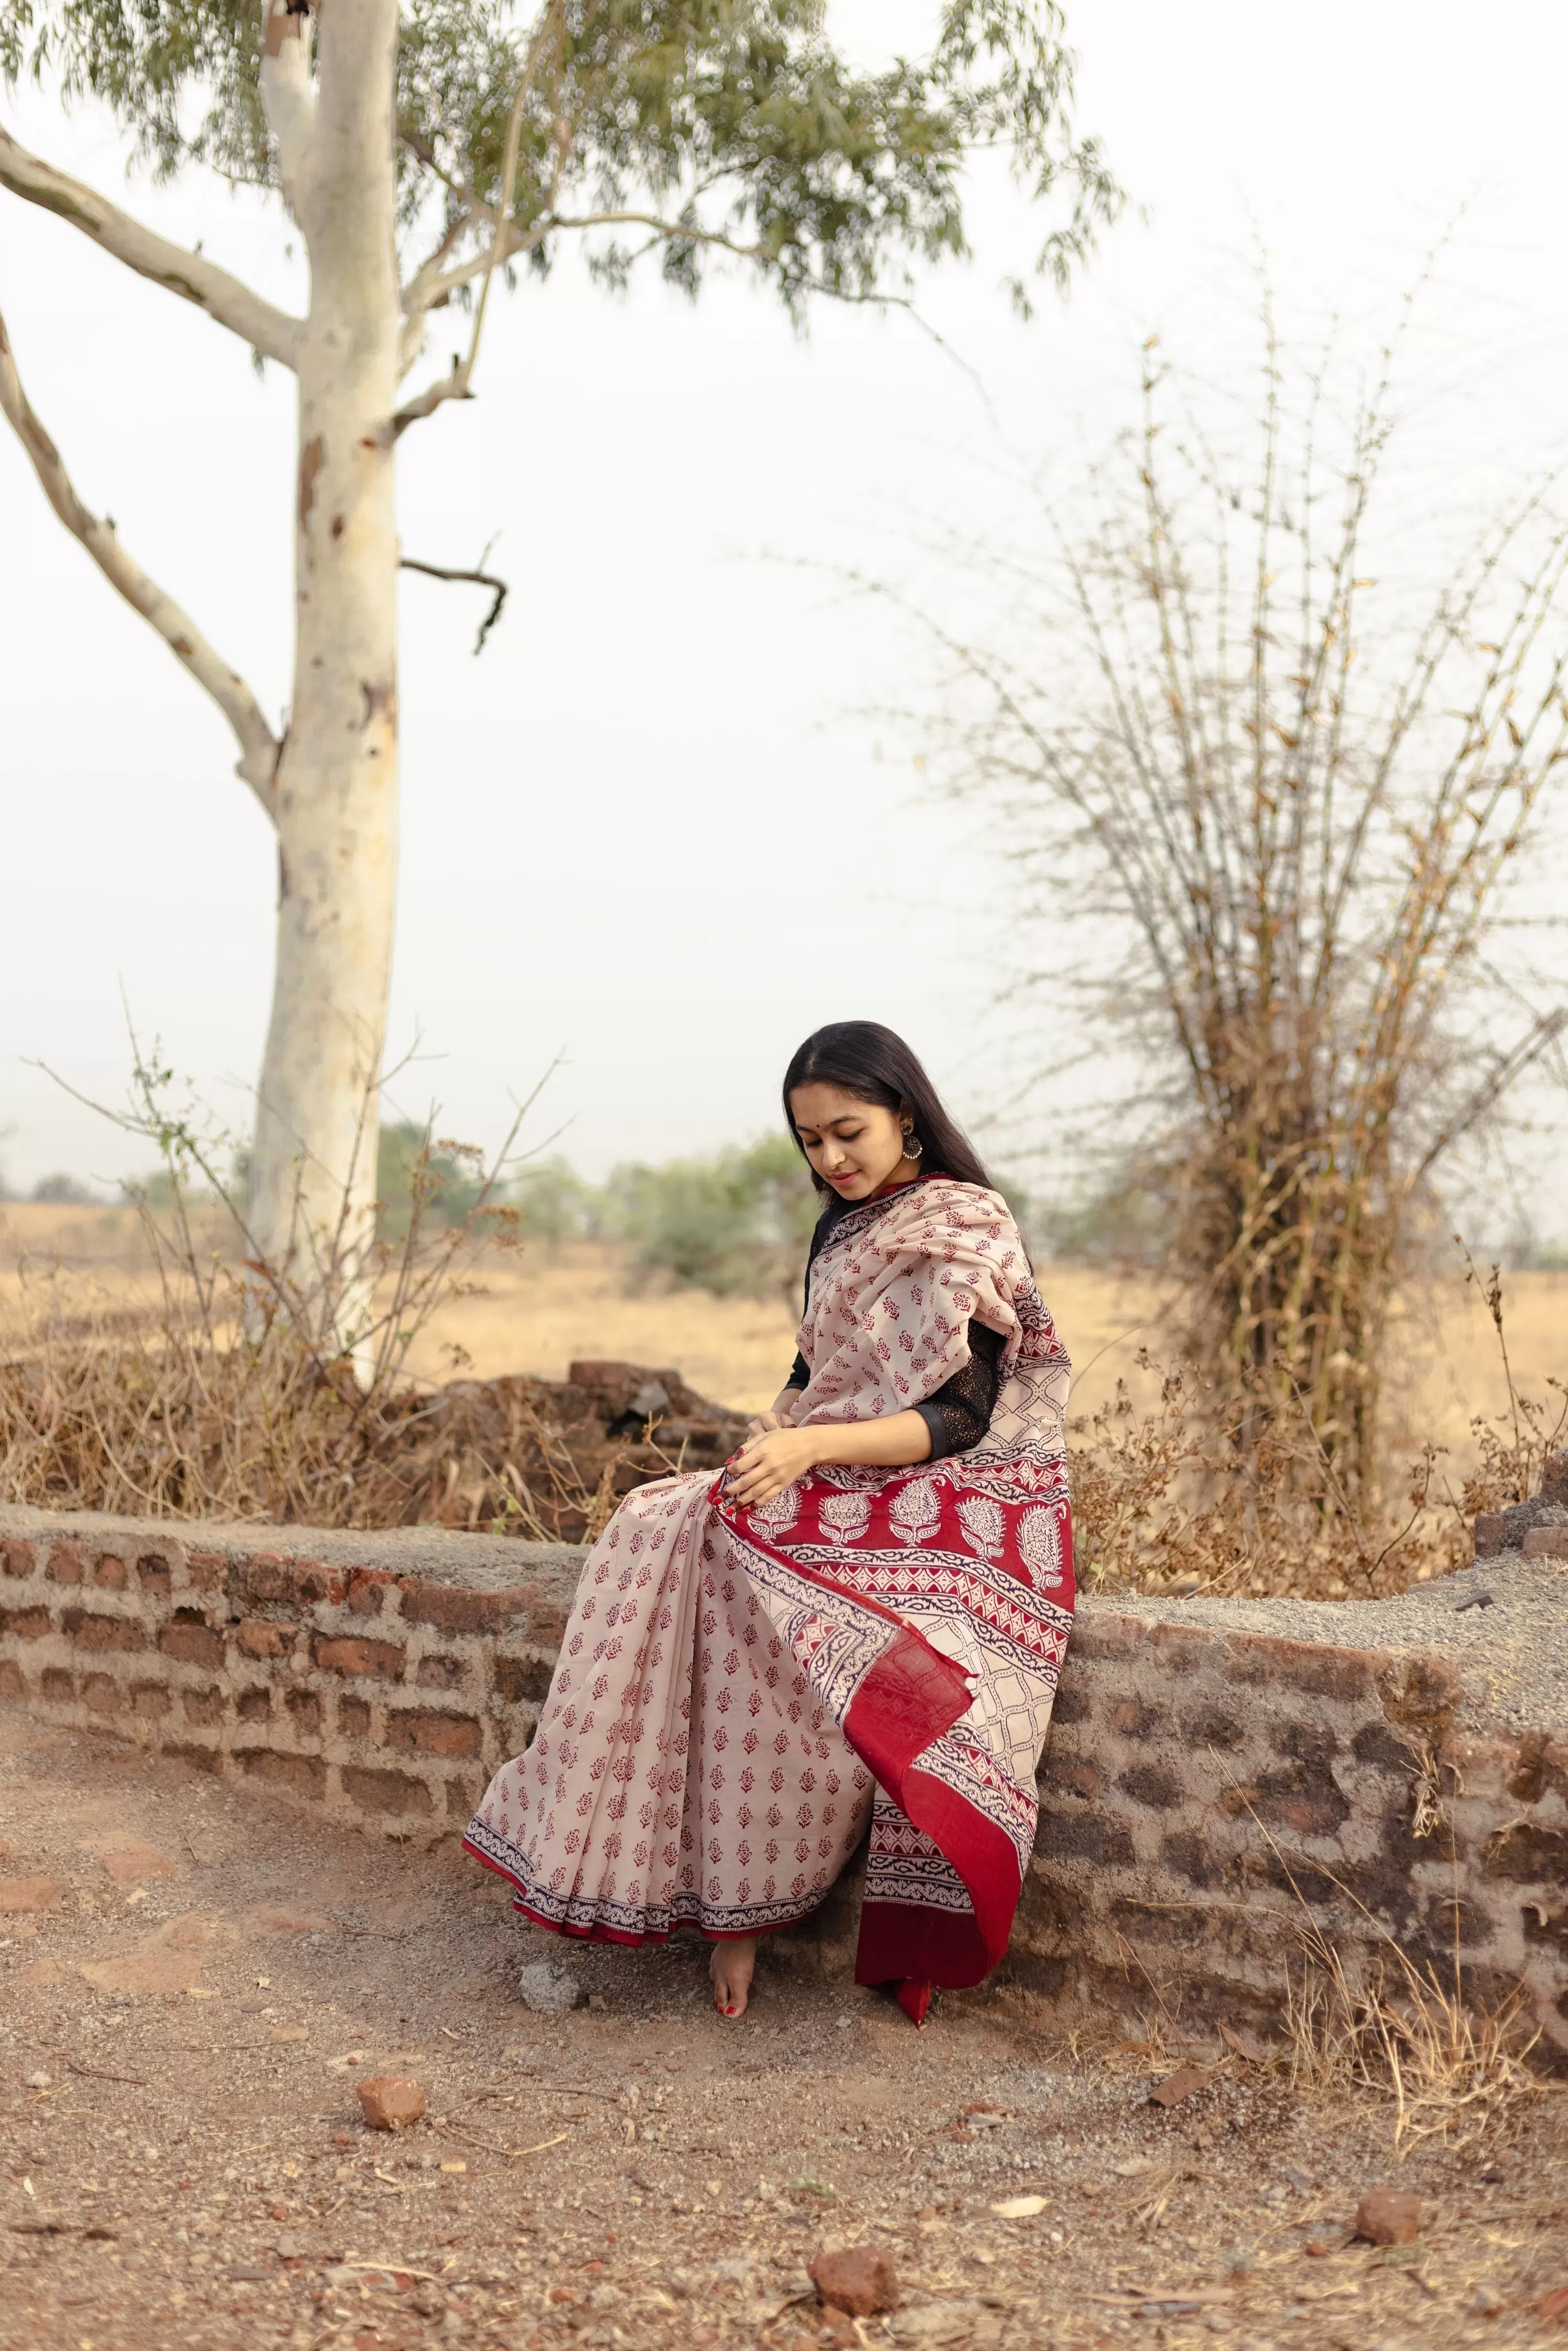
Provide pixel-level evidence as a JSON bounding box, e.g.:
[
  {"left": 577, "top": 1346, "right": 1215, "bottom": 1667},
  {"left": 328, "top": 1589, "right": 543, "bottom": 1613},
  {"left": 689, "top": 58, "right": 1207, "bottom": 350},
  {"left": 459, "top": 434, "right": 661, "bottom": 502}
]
[{"left": 251, "top": 0, "right": 402, "bottom": 1349}]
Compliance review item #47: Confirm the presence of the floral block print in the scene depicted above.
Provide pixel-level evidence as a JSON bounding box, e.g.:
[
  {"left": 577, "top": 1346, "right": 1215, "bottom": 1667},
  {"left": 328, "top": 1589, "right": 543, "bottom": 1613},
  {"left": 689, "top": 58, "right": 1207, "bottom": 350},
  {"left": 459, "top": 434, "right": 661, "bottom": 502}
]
[{"left": 465, "top": 1177, "right": 1073, "bottom": 2008}]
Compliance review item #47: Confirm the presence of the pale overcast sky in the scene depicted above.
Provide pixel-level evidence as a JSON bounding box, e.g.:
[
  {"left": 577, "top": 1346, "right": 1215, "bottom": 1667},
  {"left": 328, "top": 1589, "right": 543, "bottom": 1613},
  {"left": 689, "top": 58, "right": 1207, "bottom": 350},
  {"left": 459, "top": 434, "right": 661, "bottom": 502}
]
[{"left": 4, "top": 1, "right": 1567, "bottom": 1232}]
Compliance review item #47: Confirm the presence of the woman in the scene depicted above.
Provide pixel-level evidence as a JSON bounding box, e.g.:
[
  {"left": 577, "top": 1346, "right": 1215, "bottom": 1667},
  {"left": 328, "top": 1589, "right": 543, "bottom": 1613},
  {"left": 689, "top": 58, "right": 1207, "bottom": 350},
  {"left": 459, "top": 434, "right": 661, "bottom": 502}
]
[{"left": 465, "top": 1022, "right": 1074, "bottom": 2026}]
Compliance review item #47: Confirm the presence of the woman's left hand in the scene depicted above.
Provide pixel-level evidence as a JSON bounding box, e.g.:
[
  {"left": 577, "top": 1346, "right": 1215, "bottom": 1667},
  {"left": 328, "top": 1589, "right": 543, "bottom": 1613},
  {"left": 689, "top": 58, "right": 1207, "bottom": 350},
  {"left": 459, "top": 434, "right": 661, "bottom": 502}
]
[{"left": 724, "top": 1425, "right": 821, "bottom": 1507}]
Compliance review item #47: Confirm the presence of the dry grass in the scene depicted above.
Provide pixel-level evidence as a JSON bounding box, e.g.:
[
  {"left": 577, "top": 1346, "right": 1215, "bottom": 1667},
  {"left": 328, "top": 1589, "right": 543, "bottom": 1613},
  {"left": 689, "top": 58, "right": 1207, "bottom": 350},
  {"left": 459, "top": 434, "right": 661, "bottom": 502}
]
[
  {"left": 1284, "top": 1925, "right": 1546, "bottom": 2152},
  {"left": 6, "top": 1201, "right": 1562, "bottom": 1431},
  {"left": 2, "top": 1202, "right": 1562, "bottom": 1586}
]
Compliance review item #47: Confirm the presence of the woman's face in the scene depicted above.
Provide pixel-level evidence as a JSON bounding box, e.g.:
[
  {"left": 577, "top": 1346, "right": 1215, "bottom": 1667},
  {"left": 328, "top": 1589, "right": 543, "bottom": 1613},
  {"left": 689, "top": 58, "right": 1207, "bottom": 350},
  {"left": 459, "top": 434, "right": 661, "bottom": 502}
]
[{"left": 789, "top": 1083, "right": 915, "bottom": 1201}]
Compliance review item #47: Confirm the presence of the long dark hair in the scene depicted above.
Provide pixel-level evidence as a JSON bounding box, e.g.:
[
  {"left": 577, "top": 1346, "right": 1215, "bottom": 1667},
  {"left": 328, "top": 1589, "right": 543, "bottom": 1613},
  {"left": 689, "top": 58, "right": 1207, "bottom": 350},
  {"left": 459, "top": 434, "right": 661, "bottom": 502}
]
[{"left": 782, "top": 1022, "right": 995, "bottom": 1196}]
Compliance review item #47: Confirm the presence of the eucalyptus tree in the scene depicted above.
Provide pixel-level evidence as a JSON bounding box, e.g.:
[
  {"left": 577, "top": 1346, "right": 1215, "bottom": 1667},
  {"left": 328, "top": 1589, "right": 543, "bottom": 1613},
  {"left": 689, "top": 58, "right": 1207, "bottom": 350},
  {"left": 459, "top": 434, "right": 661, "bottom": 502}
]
[{"left": 0, "top": 0, "right": 1117, "bottom": 1348}]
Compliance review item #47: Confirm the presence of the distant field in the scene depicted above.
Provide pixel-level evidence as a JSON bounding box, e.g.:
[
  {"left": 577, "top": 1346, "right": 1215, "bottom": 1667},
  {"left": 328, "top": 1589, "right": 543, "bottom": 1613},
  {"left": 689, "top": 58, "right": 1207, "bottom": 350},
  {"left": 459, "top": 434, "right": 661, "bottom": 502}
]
[{"left": 2, "top": 1201, "right": 1562, "bottom": 1473}]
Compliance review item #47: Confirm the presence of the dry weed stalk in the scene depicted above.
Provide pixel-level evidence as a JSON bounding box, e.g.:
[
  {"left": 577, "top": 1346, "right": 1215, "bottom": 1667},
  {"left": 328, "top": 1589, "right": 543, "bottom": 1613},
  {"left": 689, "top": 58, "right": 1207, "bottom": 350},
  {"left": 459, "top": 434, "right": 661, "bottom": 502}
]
[
  {"left": 1284, "top": 1922, "right": 1542, "bottom": 2152},
  {"left": 1071, "top": 1248, "right": 1566, "bottom": 1598},
  {"left": 0, "top": 1052, "right": 635, "bottom": 1540},
  {"left": 933, "top": 290, "right": 1568, "bottom": 1530}
]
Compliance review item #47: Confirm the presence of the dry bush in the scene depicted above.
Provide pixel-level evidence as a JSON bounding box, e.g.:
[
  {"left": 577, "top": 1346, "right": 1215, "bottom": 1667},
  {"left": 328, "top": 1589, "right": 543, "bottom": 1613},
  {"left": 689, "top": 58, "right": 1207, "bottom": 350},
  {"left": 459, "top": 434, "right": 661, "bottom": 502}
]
[
  {"left": 0, "top": 1244, "right": 626, "bottom": 1543},
  {"left": 1284, "top": 1922, "right": 1543, "bottom": 2150},
  {"left": 922, "top": 290, "right": 1568, "bottom": 1541},
  {"left": 0, "top": 1056, "right": 655, "bottom": 1541},
  {"left": 1070, "top": 1249, "right": 1566, "bottom": 1596}
]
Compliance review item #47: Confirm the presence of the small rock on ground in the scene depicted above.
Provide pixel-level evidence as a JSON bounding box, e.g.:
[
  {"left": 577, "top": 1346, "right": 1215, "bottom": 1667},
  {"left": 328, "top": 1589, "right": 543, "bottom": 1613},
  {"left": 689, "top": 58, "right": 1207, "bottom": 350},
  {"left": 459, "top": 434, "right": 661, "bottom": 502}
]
[
  {"left": 1356, "top": 2186, "right": 1422, "bottom": 2245},
  {"left": 358, "top": 2073, "right": 428, "bottom": 2129},
  {"left": 809, "top": 2243, "right": 899, "bottom": 2316}
]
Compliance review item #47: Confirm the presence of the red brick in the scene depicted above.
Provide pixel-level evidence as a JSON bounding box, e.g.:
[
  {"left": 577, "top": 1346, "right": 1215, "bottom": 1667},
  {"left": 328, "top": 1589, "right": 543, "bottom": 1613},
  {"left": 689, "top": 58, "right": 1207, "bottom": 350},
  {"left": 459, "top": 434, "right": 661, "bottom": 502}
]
[
  {"left": 1109, "top": 1699, "right": 1167, "bottom": 1736},
  {"left": 185, "top": 1550, "right": 227, "bottom": 1593},
  {"left": 237, "top": 1687, "right": 270, "bottom": 1723},
  {"left": 40, "top": 1667, "right": 75, "bottom": 1702},
  {"left": 183, "top": 1686, "right": 224, "bottom": 1727},
  {"left": 386, "top": 1709, "right": 482, "bottom": 1759},
  {"left": 1119, "top": 1763, "right": 1182, "bottom": 1810},
  {"left": 1151, "top": 1620, "right": 1219, "bottom": 1665},
  {"left": 286, "top": 1687, "right": 323, "bottom": 1735},
  {"left": 347, "top": 1570, "right": 391, "bottom": 1617},
  {"left": 0, "top": 1606, "right": 51, "bottom": 1642},
  {"left": 341, "top": 1766, "right": 434, "bottom": 1817},
  {"left": 45, "top": 1542, "right": 86, "bottom": 1586},
  {"left": 163, "top": 1741, "right": 220, "bottom": 1774},
  {"left": 494, "top": 1654, "right": 553, "bottom": 1705},
  {"left": 0, "top": 1659, "right": 26, "bottom": 1699},
  {"left": 61, "top": 1609, "right": 148, "bottom": 1654},
  {"left": 83, "top": 1674, "right": 128, "bottom": 1717},
  {"left": 1377, "top": 1654, "right": 1463, "bottom": 1732},
  {"left": 237, "top": 1749, "right": 326, "bottom": 1801},
  {"left": 92, "top": 1553, "right": 129, "bottom": 1590},
  {"left": 1, "top": 1540, "right": 34, "bottom": 1579},
  {"left": 313, "top": 1634, "right": 405, "bottom": 1682},
  {"left": 135, "top": 1554, "right": 173, "bottom": 1599},
  {"left": 1524, "top": 1526, "right": 1568, "bottom": 1561},
  {"left": 1070, "top": 1613, "right": 1150, "bottom": 1662},
  {"left": 242, "top": 1554, "right": 343, "bottom": 1608},
  {"left": 1223, "top": 1633, "right": 1379, "bottom": 1704},
  {"left": 130, "top": 1684, "right": 170, "bottom": 1718},
  {"left": 398, "top": 1580, "right": 527, "bottom": 1634},
  {"left": 338, "top": 1696, "right": 372, "bottom": 1738},
  {"left": 416, "top": 1652, "right": 470, "bottom": 1692},
  {"left": 158, "top": 1620, "right": 224, "bottom": 1670},
  {"left": 236, "top": 1617, "right": 289, "bottom": 1661},
  {"left": 1053, "top": 1758, "right": 1107, "bottom": 1801},
  {"left": 445, "top": 1775, "right": 481, "bottom": 1817}
]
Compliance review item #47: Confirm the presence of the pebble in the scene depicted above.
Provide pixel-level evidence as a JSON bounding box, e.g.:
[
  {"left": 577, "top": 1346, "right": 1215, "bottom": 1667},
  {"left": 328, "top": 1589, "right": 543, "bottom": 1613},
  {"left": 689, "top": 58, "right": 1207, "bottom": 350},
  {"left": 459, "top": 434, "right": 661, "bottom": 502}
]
[
  {"left": 1149, "top": 2066, "right": 1212, "bottom": 2108},
  {"left": 25, "top": 2069, "right": 51, "bottom": 2090},
  {"left": 1354, "top": 2186, "right": 1422, "bottom": 2246},
  {"left": 809, "top": 2244, "right": 899, "bottom": 2317},
  {"left": 519, "top": 1959, "right": 583, "bottom": 2015},
  {"left": 357, "top": 2074, "right": 428, "bottom": 2131}
]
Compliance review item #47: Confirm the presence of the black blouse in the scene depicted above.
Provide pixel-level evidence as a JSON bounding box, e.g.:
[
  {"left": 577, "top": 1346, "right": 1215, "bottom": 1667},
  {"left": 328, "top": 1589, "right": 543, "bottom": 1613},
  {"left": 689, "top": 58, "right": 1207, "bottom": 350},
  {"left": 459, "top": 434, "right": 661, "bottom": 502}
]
[{"left": 783, "top": 1188, "right": 1005, "bottom": 1460}]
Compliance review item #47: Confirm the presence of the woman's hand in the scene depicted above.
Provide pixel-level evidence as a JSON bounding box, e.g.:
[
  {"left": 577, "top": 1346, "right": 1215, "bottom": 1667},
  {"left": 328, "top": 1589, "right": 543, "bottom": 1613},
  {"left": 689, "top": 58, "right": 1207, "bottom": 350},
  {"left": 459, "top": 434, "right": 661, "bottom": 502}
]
[
  {"left": 743, "top": 1407, "right": 791, "bottom": 1443},
  {"left": 724, "top": 1425, "right": 821, "bottom": 1507}
]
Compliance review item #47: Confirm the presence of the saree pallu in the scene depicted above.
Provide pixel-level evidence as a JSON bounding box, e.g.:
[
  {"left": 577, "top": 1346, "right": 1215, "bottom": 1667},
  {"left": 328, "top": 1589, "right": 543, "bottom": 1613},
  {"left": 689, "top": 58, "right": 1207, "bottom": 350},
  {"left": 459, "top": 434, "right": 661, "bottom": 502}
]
[{"left": 464, "top": 1177, "right": 1074, "bottom": 2014}]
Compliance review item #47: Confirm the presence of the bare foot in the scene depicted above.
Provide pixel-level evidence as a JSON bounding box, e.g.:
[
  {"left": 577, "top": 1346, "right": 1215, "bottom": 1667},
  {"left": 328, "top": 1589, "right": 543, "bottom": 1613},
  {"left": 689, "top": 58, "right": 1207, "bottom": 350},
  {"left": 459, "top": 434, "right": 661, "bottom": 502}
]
[{"left": 709, "top": 1935, "right": 758, "bottom": 2018}]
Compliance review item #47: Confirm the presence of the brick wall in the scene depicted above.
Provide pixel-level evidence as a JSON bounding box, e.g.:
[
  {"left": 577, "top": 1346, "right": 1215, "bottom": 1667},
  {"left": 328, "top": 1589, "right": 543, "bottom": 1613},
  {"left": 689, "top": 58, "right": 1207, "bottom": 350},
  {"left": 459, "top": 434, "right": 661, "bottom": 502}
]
[
  {"left": 1008, "top": 1603, "right": 1568, "bottom": 2067},
  {"left": 2, "top": 1500, "right": 1563, "bottom": 2063},
  {"left": 0, "top": 1509, "right": 580, "bottom": 1841}
]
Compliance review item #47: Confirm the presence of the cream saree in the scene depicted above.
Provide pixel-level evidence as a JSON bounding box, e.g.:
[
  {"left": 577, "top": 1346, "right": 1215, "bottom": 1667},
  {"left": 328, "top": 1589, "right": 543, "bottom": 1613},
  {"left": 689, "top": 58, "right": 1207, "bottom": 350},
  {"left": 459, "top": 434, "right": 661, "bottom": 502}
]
[{"left": 465, "top": 1176, "right": 1074, "bottom": 2020}]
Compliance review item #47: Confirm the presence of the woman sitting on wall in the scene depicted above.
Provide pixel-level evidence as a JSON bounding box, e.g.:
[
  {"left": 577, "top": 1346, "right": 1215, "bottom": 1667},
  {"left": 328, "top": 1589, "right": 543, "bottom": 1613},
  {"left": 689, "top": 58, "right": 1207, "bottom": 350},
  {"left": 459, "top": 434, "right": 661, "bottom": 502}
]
[{"left": 465, "top": 1021, "right": 1074, "bottom": 2026}]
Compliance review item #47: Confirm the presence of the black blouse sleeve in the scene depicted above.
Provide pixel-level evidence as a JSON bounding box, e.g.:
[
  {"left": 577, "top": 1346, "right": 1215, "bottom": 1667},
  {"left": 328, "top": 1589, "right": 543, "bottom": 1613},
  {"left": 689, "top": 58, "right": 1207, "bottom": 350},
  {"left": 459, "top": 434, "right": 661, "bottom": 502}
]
[
  {"left": 785, "top": 1352, "right": 810, "bottom": 1393},
  {"left": 914, "top": 1321, "right": 1006, "bottom": 1461}
]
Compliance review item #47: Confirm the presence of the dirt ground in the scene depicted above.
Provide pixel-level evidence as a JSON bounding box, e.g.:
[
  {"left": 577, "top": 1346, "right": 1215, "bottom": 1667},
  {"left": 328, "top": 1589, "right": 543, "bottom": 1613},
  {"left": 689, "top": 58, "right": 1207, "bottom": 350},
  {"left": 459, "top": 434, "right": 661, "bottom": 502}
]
[{"left": 1, "top": 1704, "right": 1565, "bottom": 2351}]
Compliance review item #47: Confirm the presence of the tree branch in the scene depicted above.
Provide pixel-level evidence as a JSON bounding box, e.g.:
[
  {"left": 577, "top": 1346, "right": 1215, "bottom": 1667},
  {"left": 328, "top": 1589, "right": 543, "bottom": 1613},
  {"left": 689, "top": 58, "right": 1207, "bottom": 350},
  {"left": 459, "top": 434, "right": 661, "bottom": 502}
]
[
  {"left": 399, "top": 552, "right": 509, "bottom": 654},
  {"left": 0, "top": 125, "right": 302, "bottom": 370},
  {"left": 0, "top": 298, "right": 280, "bottom": 814}
]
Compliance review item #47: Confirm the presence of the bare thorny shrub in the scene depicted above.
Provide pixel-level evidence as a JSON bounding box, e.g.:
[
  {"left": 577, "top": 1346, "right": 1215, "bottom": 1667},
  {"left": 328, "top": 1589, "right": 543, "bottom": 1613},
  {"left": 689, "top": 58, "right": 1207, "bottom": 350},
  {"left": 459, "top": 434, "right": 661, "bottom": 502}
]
[
  {"left": 0, "top": 1052, "right": 646, "bottom": 1540},
  {"left": 910, "top": 286, "right": 1568, "bottom": 1558},
  {"left": 1070, "top": 1243, "right": 1566, "bottom": 1597}
]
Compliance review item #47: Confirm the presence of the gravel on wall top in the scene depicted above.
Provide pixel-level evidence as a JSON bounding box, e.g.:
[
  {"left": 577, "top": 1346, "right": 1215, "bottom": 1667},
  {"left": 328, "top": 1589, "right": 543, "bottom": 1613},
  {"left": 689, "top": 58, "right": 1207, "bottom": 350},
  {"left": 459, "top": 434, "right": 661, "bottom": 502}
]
[{"left": 1089, "top": 1550, "right": 1567, "bottom": 1732}]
